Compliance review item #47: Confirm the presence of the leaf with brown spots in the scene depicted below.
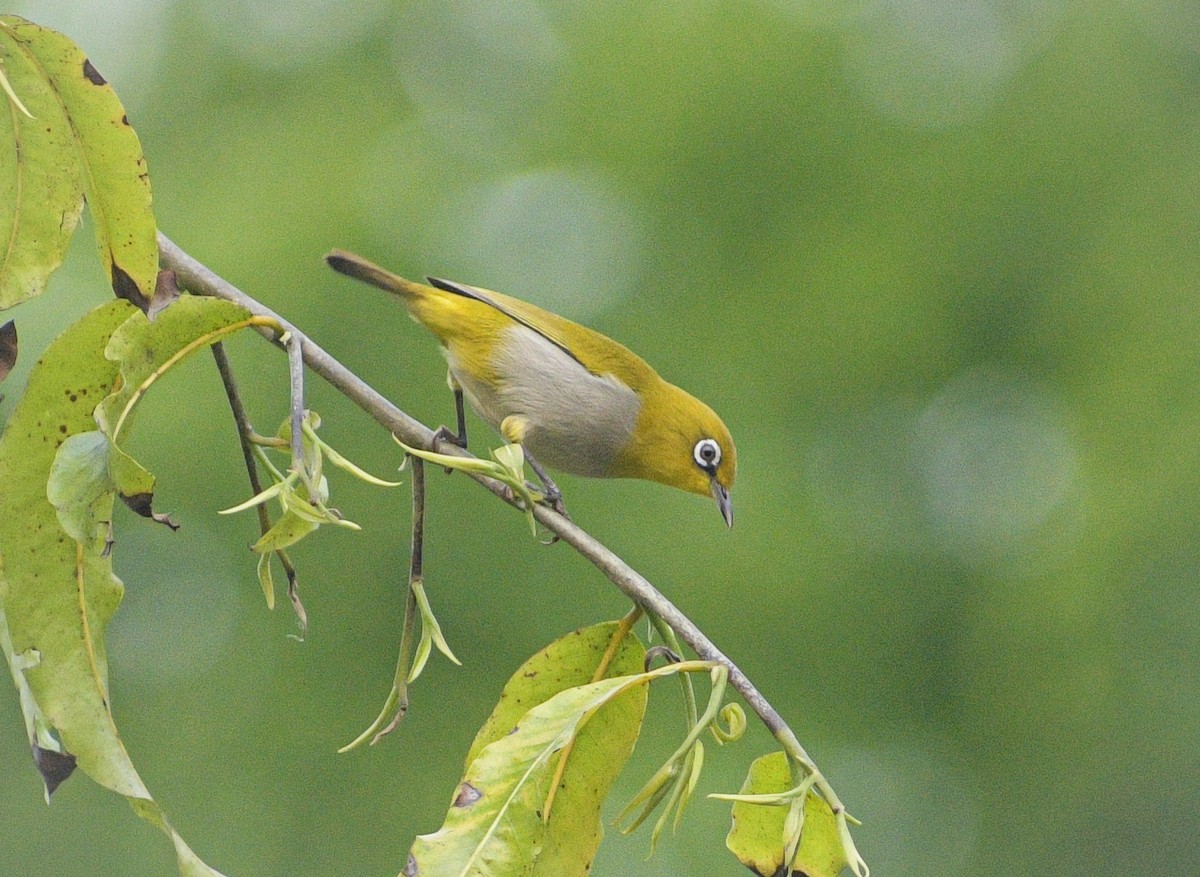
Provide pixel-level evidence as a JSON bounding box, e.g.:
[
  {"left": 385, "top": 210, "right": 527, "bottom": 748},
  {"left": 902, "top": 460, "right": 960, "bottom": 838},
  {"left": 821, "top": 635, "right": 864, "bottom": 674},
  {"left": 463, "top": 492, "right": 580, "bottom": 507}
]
[
  {"left": 0, "top": 301, "right": 226, "bottom": 877},
  {"left": 409, "top": 622, "right": 648, "bottom": 877},
  {"left": 47, "top": 295, "right": 254, "bottom": 552},
  {"left": 0, "top": 16, "right": 157, "bottom": 309}
]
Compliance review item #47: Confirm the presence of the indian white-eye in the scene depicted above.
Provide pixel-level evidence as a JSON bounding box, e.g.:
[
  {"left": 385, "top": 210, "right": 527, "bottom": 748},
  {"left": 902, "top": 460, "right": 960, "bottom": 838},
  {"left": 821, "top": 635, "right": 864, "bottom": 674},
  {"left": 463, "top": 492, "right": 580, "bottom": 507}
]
[{"left": 326, "top": 250, "right": 736, "bottom": 526}]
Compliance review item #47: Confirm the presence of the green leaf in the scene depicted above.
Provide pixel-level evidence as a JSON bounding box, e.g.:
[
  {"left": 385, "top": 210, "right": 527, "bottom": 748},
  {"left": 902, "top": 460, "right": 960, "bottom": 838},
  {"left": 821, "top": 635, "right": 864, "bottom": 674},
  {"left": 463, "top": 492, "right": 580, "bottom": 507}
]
[
  {"left": 408, "top": 579, "right": 461, "bottom": 683},
  {"left": 0, "top": 300, "right": 225, "bottom": 876},
  {"left": 725, "top": 751, "right": 848, "bottom": 877},
  {"left": 0, "top": 16, "right": 157, "bottom": 308},
  {"left": 251, "top": 508, "right": 318, "bottom": 553},
  {"left": 46, "top": 430, "right": 113, "bottom": 545},
  {"left": 256, "top": 552, "right": 276, "bottom": 610},
  {"left": 48, "top": 428, "right": 178, "bottom": 543},
  {"left": 95, "top": 294, "right": 252, "bottom": 443},
  {"left": 60, "top": 294, "right": 253, "bottom": 536},
  {"left": 466, "top": 621, "right": 646, "bottom": 766},
  {"left": 412, "top": 622, "right": 650, "bottom": 877},
  {"left": 0, "top": 21, "right": 84, "bottom": 308}
]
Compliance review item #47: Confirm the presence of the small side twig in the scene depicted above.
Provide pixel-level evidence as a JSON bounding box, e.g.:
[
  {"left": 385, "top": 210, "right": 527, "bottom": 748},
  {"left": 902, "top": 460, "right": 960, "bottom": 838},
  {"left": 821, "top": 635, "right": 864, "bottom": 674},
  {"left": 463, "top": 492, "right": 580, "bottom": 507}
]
[
  {"left": 371, "top": 454, "right": 425, "bottom": 743},
  {"left": 339, "top": 455, "right": 423, "bottom": 751},
  {"left": 210, "top": 340, "right": 303, "bottom": 626},
  {"left": 283, "top": 330, "right": 306, "bottom": 482}
]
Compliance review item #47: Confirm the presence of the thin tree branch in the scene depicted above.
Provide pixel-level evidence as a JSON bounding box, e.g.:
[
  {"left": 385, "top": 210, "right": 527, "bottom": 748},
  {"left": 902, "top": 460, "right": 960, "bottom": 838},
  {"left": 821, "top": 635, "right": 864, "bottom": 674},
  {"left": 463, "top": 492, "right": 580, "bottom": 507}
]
[
  {"left": 157, "top": 231, "right": 863, "bottom": 871},
  {"left": 210, "top": 341, "right": 303, "bottom": 624},
  {"left": 374, "top": 454, "right": 424, "bottom": 743},
  {"left": 284, "top": 331, "right": 306, "bottom": 483}
]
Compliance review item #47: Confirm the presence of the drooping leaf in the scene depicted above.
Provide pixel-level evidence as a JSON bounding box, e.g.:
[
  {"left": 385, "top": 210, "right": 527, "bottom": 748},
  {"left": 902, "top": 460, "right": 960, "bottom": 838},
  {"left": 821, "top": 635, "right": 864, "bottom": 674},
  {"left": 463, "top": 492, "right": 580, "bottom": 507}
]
[
  {"left": 96, "top": 293, "right": 252, "bottom": 442},
  {"left": 89, "top": 293, "right": 253, "bottom": 526},
  {"left": 410, "top": 624, "right": 662, "bottom": 877},
  {"left": 725, "top": 751, "right": 848, "bottom": 877},
  {"left": 47, "top": 429, "right": 177, "bottom": 543},
  {"left": 0, "top": 16, "right": 157, "bottom": 308},
  {"left": 251, "top": 508, "right": 318, "bottom": 553},
  {"left": 469, "top": 621, "right": 646, "bottom": 877},
  {"left": 0, "top": 300, "right": 226, "bottom": 876},
  {"left": 0, "top": 22, "right": 84, "bottom": 308}
]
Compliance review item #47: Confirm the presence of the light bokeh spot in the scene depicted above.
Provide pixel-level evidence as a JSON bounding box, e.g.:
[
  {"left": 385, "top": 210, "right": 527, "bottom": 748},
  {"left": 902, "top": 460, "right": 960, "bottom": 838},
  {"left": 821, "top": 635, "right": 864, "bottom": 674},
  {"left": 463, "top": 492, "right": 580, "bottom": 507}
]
[
  {"left": 391, "top": 0, "right": 563, "bottom": 118},
  {"left": 1130, "top": 0, "right": 1200, "bottom": 54},
  {"left": 842, "top": 0, "right": 1066, "bottom": 127},
  {"left": 196, "top": 0, "right": 392, "bottom": 69},
  {"left": 914, "top": 368, "right": 1078, "bottom": 560},
  {"left": 423, "top": 169, "right": 646, "bottom": 321}
]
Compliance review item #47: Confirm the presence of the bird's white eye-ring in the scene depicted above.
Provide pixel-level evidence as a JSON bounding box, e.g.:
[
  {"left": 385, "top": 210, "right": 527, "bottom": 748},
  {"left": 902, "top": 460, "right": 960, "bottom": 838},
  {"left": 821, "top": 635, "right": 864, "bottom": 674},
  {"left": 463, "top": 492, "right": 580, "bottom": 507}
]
[{"left": 694, "top": 438, "right": 722, "bottom": 471}]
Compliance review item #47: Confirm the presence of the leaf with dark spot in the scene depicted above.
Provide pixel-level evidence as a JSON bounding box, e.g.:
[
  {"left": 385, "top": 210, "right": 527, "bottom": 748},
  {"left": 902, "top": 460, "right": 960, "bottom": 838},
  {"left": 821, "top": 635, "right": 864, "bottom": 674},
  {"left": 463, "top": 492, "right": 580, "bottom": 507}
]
[
  {"left": 0, "top": 17, "right": 158, "bottom": 309},
  {"left": 3, "top": 301, "right": 227, "bottom": 876},
  {"left": 81, "top": 57, "right": 106, "bottom": 85},
  {"left": 410, "top": 623, "right": 648, "bottom": 877},
  {"left": 453, "top": 782, "right": 482, "bottom": 808},
  {"left": 112, "top": 263, "right": 149, "bottom": 312},
  {"left": 32, "top": 743, "right": 77, "bottom": 797},
  {"left": 120, "top": 492, "right": 179, "bottom": 530},
  {"left": 147, "top": 270, "right": 181, "bottom": 321},
  {"left": 0, "top": 319, "right": 16, "bottom": 382}
]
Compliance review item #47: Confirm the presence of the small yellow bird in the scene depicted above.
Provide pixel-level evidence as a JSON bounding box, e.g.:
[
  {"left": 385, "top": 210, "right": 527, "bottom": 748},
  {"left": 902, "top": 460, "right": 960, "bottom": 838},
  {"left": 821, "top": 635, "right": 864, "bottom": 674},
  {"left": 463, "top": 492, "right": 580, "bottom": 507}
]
[{"left": 325, "top": 250, "right": 736, "bottom": 526}]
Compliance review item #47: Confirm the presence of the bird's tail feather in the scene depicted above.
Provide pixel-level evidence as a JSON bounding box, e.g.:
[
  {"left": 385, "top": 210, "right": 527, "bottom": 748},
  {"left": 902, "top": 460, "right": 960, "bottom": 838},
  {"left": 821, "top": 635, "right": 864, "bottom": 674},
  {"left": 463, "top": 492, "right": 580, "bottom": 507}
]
[{"left": 325, "top": 249, "right": 418, "bottom": 298}]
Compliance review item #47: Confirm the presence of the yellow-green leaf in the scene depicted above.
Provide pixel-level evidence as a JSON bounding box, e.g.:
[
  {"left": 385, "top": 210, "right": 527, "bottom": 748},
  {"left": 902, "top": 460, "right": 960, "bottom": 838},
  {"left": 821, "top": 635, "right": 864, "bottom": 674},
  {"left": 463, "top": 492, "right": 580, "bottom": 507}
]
[
  {"left": 412, "top": 624, "right": 655, "bottom": 877},
  {"left": 45, "top": 430, "right": 114, "bottom": 546},
  {"left": 726, "top": 751, "right": 848, "bottom": 877},
  {"left": 466, "top": 621, "right": 644, "bottom": 765},
  {"left": 95, "top": 294, "right": 252, "bottom": 443},
  {"left": 252, "top": 508, "right": 318, "bottom": 553},
  {"left": 0, "top": 300, "right": 225, "bottom": 877},
  {"left": 0, "top": 21, "right": 84, "bottom": 308},
  {"left": 0, "top": 16, "right": 157, "bottom": 308}
]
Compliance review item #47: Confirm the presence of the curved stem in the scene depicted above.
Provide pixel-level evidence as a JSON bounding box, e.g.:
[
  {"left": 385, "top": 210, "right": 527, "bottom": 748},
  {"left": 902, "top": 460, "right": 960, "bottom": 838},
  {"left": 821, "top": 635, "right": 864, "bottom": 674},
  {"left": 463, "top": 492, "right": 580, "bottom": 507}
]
[{"left": 110, "top": 315, "right": 276, "bottom": 441}]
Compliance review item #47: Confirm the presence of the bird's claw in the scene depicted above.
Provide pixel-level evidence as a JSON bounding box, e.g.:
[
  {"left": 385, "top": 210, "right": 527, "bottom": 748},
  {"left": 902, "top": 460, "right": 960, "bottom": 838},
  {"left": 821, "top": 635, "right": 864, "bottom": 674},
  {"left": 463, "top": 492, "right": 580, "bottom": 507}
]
[
  {"left": 528, "top": 482, "right": 570, "bottom": 544},
  {"left": 431, "top": 424, "right": 467, "bottom": 449},
  {"left": 430, "top": 425, "right": 467, "bottom": 474}
]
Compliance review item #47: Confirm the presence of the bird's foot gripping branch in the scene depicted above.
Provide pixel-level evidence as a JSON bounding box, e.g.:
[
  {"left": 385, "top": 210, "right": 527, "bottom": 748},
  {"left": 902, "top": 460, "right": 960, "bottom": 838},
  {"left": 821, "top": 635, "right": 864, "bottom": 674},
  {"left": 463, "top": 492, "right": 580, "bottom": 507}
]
[{"left": 0, "top": 15, "right": 868, "bottom": 877}]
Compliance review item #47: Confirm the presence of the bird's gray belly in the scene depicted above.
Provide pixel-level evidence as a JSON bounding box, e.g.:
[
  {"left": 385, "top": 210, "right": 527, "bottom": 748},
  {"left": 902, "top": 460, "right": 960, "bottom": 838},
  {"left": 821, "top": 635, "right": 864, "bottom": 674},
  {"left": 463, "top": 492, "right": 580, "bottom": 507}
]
[{"left": 446, "top": 325, "right": 641, "bottom": 477}]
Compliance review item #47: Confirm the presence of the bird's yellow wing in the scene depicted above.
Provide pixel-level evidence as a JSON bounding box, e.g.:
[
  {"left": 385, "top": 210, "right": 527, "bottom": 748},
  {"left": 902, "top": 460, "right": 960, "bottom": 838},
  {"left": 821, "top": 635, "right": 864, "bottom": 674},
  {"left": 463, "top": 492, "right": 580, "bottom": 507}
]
[{"left": 425, "top": 277, "right": 660, "bottom": 391}]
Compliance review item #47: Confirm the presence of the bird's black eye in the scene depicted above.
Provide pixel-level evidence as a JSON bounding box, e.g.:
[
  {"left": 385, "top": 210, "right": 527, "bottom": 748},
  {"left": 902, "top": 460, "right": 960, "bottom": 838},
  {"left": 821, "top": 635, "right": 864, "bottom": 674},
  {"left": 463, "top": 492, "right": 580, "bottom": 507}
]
[{"left": 693, "top": 438, "right": 721, "bottom": 471}]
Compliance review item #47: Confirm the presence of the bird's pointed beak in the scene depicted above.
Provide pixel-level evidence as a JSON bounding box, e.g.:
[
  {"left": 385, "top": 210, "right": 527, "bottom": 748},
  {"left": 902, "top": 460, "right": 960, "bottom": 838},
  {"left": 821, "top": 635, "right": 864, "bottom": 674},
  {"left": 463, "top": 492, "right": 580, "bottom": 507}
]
[{"left": 711, "top": 477, "right": 733, "bottom": 528}]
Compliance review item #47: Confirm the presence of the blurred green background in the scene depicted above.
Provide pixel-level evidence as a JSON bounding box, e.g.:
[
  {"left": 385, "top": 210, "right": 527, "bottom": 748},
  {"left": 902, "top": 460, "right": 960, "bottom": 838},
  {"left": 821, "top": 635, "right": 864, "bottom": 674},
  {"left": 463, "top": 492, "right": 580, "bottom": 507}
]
[{"left": 3, "top": 1, "right": 1199, "bottom": 875}]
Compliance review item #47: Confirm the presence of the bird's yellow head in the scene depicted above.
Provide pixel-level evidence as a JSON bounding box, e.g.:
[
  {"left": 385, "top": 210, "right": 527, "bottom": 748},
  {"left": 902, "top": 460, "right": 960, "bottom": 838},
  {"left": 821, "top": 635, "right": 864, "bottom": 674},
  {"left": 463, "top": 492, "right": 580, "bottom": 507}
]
[{"left": 611, "top": 382, "right": 737, "bottom": 527}]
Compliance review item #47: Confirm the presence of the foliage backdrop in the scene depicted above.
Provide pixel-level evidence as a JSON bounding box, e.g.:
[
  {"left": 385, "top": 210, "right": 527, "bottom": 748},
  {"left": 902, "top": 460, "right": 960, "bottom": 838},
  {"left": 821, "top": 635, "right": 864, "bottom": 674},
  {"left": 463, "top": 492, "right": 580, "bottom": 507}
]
[{"left": 2, "top": 1, "right": 1198, "bottom": 875}]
